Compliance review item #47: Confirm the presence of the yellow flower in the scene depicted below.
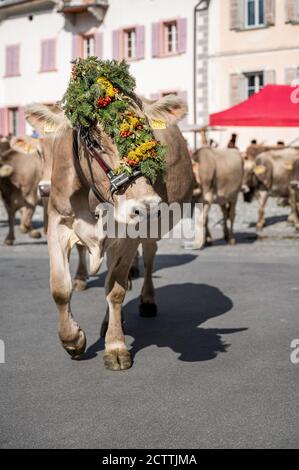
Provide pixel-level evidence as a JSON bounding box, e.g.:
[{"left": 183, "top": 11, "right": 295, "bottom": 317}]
[{"left": 97, "top": 76, "right": 117, "bottom": 98}]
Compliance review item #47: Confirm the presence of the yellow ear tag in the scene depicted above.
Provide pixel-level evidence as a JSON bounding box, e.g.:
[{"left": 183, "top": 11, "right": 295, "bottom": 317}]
[
  {"left": 25, "top": 144, "right": 35, "bottom": 154},
  {"left": 285, "top": 162, "right": 293, "bottom": 171},
  {"left": 44, "top": 122, "right": 57, "bottom": 134},
  {"left": 150, "top": 119, "right": 167, "bottom": 130},
  {"left": 254, "top": 165, "right": 266, "bottom": 175}
]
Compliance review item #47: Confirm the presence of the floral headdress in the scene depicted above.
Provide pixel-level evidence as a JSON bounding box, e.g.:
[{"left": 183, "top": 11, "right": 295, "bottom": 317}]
[{"left": 62, "top": 57, "right": 166, "bottom": 183}]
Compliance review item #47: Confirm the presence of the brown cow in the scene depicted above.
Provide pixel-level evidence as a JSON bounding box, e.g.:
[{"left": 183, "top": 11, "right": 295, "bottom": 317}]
[
  {"left": 0, "top": 137, "right": 43, "bottom": 245},
  {"left": 192, "top": 147, "right": 243, "bottom": 248},
  {"left": 25, "top": 94, "right": 193, "bottom": 371},
  {"left": 243, "top": 148, "right": 299, "bottom": 231}
]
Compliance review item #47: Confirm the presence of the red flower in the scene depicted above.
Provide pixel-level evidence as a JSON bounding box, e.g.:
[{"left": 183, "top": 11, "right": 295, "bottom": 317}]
[
  {"left": 98, "top": 96, "right": 112, "bottom": 108},
  {"left": 120, "top": 130, "right": 132, "bottom": 138}
]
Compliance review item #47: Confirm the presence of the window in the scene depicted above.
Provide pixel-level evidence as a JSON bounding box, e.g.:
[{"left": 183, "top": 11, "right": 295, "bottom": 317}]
[
  {"left": 124, "top": 28, "right": 137, "bottom": 60},
  {"left": 83, "top": 35, "right": 95, "bottom": 58},
  {"left": 5, "top": 45, "right": 20, "bottom": 77},
  {"left": 8, "top": 108, "right": 18, "bottom": 136},
  {"left": 40, "top": 39, "right": 56, "bottom": 72},
  {"left": 164, "top": 21, "right": 178, "bottom": 54},
  {"left": 245, "top": 72, "right": 264, "bottom": 97},
  {"left": 246, "top": 0, "right": 265, "bottom": 27}
]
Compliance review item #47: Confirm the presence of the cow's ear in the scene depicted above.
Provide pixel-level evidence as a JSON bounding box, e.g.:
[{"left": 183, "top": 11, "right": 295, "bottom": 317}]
[
  {"left": 25, "top": 103, "right": 67, "bottom": 135},
  {"left": 254, "top": 165, "right": 266, "bottom": 176},
  {"left": 143, "top": 94, "right": 188, "bottom": 127},
  {"left": 0, "top": 164, "right": 14, "bottom": 178},
  {"left": 10, "top": 136, "right": 40, "bottom": 155}
]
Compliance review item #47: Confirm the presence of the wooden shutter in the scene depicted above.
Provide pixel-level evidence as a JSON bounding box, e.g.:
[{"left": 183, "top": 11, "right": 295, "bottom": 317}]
[
  {"left": 41, "top": 39, "right": 56, "bottom": 72},
  {"left": 18, "top": 107, "right": 26, "bottom": 135},
  {"left": 230, "top": 74, "right": 245, "bottom": 105},
  {"left": 265, "top": 0, "right": 275, "bottom": 25},
  {"left": 230, "top": 0, "right": 244, "bottom": 30},
  {"left": 285, "top": 67, "right": 298, "bottom": 84},
  {"left": 112, "top": 30, "right": 120, "bottom": 60},
  {"left": 72, "top": 35, "right": 83, "bottom": 60},
  {"left": 264, "top": 70, "right": 276, "bottom": 84},
  {"left": 177, "top": 18, "right": 187, "bottom": 54},
  {"left": 0, "top": 108, "right": 6, "bottom": 136},
  {"left": 94, "top": 32, "right": 103, "bottom": 59},
  {"left": 136, "top": 25, "right": 145, "bottom": 60},
  {"left": 285, "top": 0, "right": 299, "bottom": 23},
  {"left": 6, "top": 45, "right": 19, "bottom": 76},
  {"left": 152, "top": 22, "right": 161, "bottom": 57}
]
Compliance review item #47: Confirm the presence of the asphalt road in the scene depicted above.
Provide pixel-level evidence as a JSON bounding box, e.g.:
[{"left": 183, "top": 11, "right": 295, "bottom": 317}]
[{"left": 0, "top": 206, "right": 299, "bottom": 449}]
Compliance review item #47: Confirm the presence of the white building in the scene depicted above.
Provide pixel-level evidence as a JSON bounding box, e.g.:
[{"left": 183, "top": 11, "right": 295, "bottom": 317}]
[
  {"left": 2, "top": 0, "right": 297, "bottom": 151},
  {"left": 0, "top": 0, "right": 203, "bottom": 146}
]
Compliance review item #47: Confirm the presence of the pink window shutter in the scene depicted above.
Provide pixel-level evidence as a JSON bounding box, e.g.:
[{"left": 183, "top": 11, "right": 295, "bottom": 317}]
[
  {"left": 0, "top": 108, "right": 5, "bottom": 135},
  {"left": 49, "top": 39, "right": 56, "bottom": 70},
  {"left": 6, "top": 45, "right": 19, "bottom": 76},
  {"left": 13, "top": 45, "right": 20, "bottom": 75},
  {"left": 112, "top": 30, "right": 120, "bottom": 60},
  {"left": 5, "top": 47, "right": 12, "bottom": 75},
  {"left": 177, "top": 18, "right": 187, "bottom": 54},
  {"left": 18, "top": 107, "right": 26, "bottom": 135},
  {"left": 136, "top": 25, "right": 145, "bottom": 60},
  {"left": 72, "top": 35, "right": 83, "bottom": 60},
  {"left": 152, "top": 23, "right": 161, "bottom": 57},
  {"left": 94, "top": 32, "right": 103, "bottom": 59}
]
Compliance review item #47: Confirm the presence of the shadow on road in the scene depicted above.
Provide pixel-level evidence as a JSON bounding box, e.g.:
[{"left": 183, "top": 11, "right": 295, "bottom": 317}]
[
  {"left": 82, "top": 282, "right": 247, "bottom": 363},
  {"left": 87, "top": 254, "right": 197, "bottom": 289},
  {"left": 249, "top": 214, "right": 288, "bottom": 228}
]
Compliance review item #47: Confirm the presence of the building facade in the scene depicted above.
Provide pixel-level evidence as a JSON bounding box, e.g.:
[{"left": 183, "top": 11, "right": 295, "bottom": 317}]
[
  {"left": 0, "top": 0, "right": 199, "bottom": 142},
  {"left": 1, "top": 0, "right": 299, "bottom": 150},
  {"left": 208, "top": 0, "right": 299, "bottom": 148}
]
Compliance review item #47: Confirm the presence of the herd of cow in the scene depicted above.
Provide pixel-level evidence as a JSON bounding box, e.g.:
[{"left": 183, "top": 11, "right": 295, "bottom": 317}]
[{"left": 1, "top": 96, "right": 299, "bottom": 371}]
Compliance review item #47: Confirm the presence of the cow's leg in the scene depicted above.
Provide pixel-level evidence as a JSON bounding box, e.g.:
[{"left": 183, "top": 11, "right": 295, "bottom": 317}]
[
  {"left": 221, "top": 204, "right": 230, "bottom": 242},
  {"left": 256, "top": 190, "right": 268, "bottom": 231},
  {"left": 19, "top": 206, "right": 41, "bottom": 239},
  {"left": 48, "top": 209, "right": 86, "bottom": 358},
  {"left": 103, "top": 242, "right": 139, "bottom": 371},
  {"left": 227, "top": 200, "right": 237, "bottom": 245},
  {"left": 3, "top": 203, "right": 16, "bottom": 246},
  {"left": 289, "top": 188, "right": 299, "bottom": 230},
  {"left": 139, "top": 240, "right": 158, "bottom": 317},
  {"left": 73, "top": 244, "right": 89, "bottom": 291},
  {"left": 130, "top": 249, "right": 140, "bottom": 279}
]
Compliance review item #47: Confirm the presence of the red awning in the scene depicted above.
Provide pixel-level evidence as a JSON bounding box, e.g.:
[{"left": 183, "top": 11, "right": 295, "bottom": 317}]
[{"left": 209, "top": 85, "right": 299, "bottom": 127}]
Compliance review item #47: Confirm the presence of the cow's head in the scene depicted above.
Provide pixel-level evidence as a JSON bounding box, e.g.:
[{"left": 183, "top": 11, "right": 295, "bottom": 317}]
[{"left": 24, "top": 96, "right": 187, "bottom": 224}]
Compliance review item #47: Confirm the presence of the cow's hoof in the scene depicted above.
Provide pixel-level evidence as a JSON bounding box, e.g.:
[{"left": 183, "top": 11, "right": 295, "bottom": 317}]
[
  {"left": 29, "top": 229, "right": 42, "bottom": 239},
  {"left": 19, "top": 224, "right": 28, "bottom": 234},
  {"left": 295, "top": 224, "right": 299, "bottom": 232},
  {"left": 205, "top": 239, "right": 213, "bottom": 247},
  {"left": 60, "top": 329, "right": 86, "bottom": 360},
  {"left": 4, "top": 238, "right": 14, "bottom": 246},
  {"left": 73, "top": 278, "right": 88, "bottom": 292},
  {"left": 256, "top": 224, "right": 264, "bottom": 232},
  {"left": 139, "top": 302, "right": 157, "bottom": 317},
  {"left": 228, "top": 237, "right": 236, "bottom": 245},
  {"left": 103, "top": 350, "right": 132, "bottom": 371}
]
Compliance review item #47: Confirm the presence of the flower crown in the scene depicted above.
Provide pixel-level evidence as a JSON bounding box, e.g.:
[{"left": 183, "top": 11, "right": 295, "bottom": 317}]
[{"left": 62, "top": 57, "right": 166, "bottom": 183}]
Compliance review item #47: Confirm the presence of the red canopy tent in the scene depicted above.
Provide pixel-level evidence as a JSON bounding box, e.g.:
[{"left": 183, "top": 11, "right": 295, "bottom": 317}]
[{"left": 209, "top": 85, "right": 299, "bottom": 127}]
